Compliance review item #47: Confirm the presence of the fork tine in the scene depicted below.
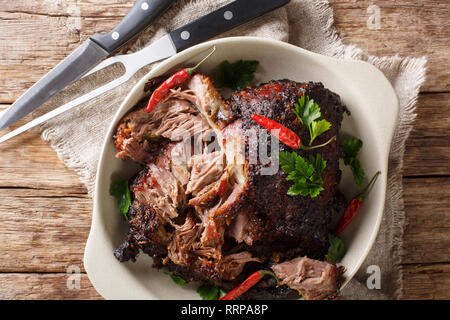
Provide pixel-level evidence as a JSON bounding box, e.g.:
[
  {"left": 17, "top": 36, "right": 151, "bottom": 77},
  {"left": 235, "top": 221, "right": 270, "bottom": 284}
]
[
  {"left": 0, "top": 74, "right": 130, "bottom": 144},
  {"left": 81, "top": 56, "right": 125, "bottom": 79}
]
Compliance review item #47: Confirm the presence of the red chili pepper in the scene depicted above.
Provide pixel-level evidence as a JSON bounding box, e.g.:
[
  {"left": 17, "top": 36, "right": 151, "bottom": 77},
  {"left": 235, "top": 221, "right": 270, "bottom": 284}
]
[
  {"left": 219, "top": 270, "right": 276, "bottom": 300},
  {"left": 336, "top": 171, "right": 381, "bottom": 234},
  {"left": 146, "top": 46, "right": 216, "bottom": 113},
  {"left": 251, "top": 114, "right": 301, "bottom": 149},
  {"left": 251, "top": 114, "right": 336, "bottom": 150}
]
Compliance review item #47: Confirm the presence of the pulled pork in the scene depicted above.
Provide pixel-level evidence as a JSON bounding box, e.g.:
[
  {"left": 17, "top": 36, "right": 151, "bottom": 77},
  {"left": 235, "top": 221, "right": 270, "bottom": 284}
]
[
  {"left": 272, "top": 256, "right": 344, "bottom": 300},
  {"left": 113, "top": 74, "right": 348, "bottom": 299}
]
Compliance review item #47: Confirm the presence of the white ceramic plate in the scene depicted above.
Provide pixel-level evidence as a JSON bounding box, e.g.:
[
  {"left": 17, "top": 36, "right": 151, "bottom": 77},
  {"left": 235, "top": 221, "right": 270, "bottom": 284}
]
[{"left": 84, "top": 37, "right": 399, "bottom": 300}]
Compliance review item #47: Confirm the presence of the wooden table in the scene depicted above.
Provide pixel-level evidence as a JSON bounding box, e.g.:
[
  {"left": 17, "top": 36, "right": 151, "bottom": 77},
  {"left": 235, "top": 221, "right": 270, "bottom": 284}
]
[{"left": 0, "top": 1, "right": 448, "bottom": 299}]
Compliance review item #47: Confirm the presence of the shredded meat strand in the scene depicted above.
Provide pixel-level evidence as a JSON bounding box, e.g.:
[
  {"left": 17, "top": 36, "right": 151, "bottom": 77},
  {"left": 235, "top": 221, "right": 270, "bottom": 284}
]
[{"left": 114, "top": 75, "right": 348, "bottom": 299}]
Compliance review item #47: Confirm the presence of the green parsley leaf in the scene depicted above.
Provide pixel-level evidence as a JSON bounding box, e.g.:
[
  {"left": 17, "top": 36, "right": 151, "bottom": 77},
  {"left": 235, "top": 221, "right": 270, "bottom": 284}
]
[
  {"left": 326, "top": 234, "right": 346, "bottom": 264},
  {"left": 279, "top": 151, "right": 327, "bottom": 198},
  {"left": 295, "top": 155, "right": 315, "bottom": 179},
  {"left": 279, "top": 150, "right": 297, "bottom": 173},
  {"left": 311, "top": 119, "right": 332, "bottom": 144},
  {"left": 340, "top": 137, "right": 365, "bottom": 186},
  {"left": 197, "top": 284, "right": 222, "bottom": 300},
  {"left": 163, "top": 271, "right": 186, "bottom": 286},
  {"left": 294, "top": 95, "right": 332, "bottom": 145},
  {"left": 288, "top": 180, "right": 324, "bottom": 198},
  {"left": 215, "top": 60, "right": 259, "bottom": 90},
  {"left": 109, "top": 178, "right": 131, "bottom": 221},
  {"left": 294, "top": 95, "right": 321, "bottom": 126},
  {"left": 310, "top": 154, "right": 326, "bottom": 176},
  {"left": 170, "top": 274, "right": 186, "bottom": 286},
  {"left": 219, "top": 289, "right": 228, "bottom": 299}
]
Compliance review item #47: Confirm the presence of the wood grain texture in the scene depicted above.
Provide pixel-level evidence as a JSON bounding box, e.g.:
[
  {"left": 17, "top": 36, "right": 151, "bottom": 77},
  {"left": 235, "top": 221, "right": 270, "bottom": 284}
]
[
  {"left": 0, "top": 107, "right": 88, "bottom": 191},
  {"left": 404, "top": 93, "right": 450, "bottom": 176},
  {"left": 0, "top": 0, "right": 449, "bottom": 300},
  {"left": 0, "top": 264, "right": 449, "bottom": 300},
  {"left": 401, "top": 263, "right": 450, "bottom": 300},
  {"left": 402, "top": 177, "right": 450, "bottom": 264},
  {"left": 329, "top": 0, "right": 449, "bottom": 92},
  {"left": 0, "top": 175, "right": 447, "bottom": 272},
  {"left": 0, "top": 273, "right": 102, "bottom": 300},
  {"left": 1, "top": 264, "right": 448, "bottom": 300},
  {"left": 0, "top": 188, "right": 91, "bottom": 273},
  {"left": 0, "top": 0, "right": 449, "bottom": 103},
  {"left": 1, "top": 94, "right": 447, "bottom": 181},
  {"left": 0, "top": 264, "right": 447, "bottom": 300},
  {"left": 0, "top": 1, "right": 132, "bottom": 103}
]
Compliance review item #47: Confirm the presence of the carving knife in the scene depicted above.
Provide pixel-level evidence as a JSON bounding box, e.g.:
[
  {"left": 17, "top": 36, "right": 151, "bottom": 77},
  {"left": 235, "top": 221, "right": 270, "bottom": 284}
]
[
  {"left": 0, "top": 0, "right": 290, "bottom": 144},
  {"left": 0, "top": 0, "right": 176, "bottom": 132}
]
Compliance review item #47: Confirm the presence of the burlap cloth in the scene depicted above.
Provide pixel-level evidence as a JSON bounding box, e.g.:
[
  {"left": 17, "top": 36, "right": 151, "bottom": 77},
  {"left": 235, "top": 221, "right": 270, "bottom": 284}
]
[{"left": 34, "top": 0, "right": 427, "bottom": 299}]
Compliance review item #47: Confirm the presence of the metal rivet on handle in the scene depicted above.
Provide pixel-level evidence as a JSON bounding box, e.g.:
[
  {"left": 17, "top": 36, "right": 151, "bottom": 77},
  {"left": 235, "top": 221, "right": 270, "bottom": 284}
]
[
  {"left": 181, "top": 31, "right": 190, "bottom": 40},
  {"left": 112, "top": 32, "right": 120, "bottom": 40},
  {"left": 224, "top": 11, "right": 233, "bottom": 20},
  {"left": 141, "top": 2, "right": 149, "bottom": 10}
]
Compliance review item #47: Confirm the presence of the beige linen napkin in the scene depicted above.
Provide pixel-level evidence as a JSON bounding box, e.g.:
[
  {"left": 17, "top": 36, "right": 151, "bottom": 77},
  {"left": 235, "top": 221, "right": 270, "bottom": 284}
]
[{"left": 33, "top": 0, "right": 427, "bottom": 299}]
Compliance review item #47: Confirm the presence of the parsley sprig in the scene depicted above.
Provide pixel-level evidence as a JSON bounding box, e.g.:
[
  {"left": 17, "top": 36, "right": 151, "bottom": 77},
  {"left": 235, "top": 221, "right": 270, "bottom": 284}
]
[
  {"left": 215, "top": 60, "right": 259, "bottom": 90},
  {"left": 197, "top": 284, "right": 227, "bottom": 300},
  {"left": 340, "top": 137, "right": 365, "bottom": 186},
  {"left": 169, "top": 274, "right": 186, "bottom": 286},
  {"left": 326, "top": 234, "right": 346, "bottom": 264},
  {"left": 279, "top": 151, "right": 327, "bottom": 198},
  {"left": 294, "top": 95, "right": 332, "bottom": 145},
  {"left": 109, "top": 178, "right": 131, "bottom": 221}
]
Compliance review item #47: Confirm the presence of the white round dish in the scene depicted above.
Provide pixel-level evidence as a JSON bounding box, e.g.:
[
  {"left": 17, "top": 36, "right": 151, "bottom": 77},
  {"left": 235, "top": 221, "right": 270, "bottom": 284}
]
[{"left": 84, "top": 37, "right": 399, "bottom": 300}]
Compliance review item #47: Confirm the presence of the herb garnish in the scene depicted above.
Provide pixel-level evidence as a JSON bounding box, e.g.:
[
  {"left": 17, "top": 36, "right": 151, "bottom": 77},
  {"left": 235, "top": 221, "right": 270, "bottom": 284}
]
[
  {"left": 326, "top": 234, "right": 346, "bottom": 264},
  {"left": 109, "top": 178, "right": 131, "bottom": 221},
  {"left": 165, "top": 272, "right": 186, "bottom": 286},
  {"left": 197, "top": 284, "right": 227, "bottom": 300},
  {"left": 293, "top": 95, "right": 332, "bottom": 145},
  {"left": 216, "top": 60, "right": 259, "bottom": 90},
  {"left": 279, "top": 151, "right": 327, "bottom": 198},
  {"left": 340, "top": 137, "right": 365, "bottom": 186}
]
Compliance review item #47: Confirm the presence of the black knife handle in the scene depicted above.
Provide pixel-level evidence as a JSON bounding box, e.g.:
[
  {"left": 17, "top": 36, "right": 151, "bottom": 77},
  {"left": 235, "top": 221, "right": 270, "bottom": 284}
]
[
  {"left": 169, "top": 0, "right": 290, "bottom": 52},
  {"left": 90, "top": 0, "right": 175, "bottom": 53}
]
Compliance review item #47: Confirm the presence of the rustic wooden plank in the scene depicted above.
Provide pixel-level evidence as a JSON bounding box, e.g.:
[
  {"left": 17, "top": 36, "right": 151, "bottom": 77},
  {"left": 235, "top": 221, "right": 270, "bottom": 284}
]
[
  {"left": 401, "top": 263, "right": 450, "bottom": 299},
  {"left": 330, "top": 0, "right": 449, "bottom": 92},
  {"left": 0, "top": 0, "right": 448, "bottom": 103},
  {"left": 0, "top": 106, "right": 87, "bottom": 191},
  {"left": 0, "top": 12, "right": 82, "bottom": 104},
  {"left": 0, "top": 263, "right": 448, "bottom": 300},
  {"left": 1, "top": 0, "right": 449, "bottom": 299},
  {"left": 1, "top": 100, "right": 449, "bottom": 272},
  {"left": 1, "top": 93, "right": 448, "bottom": 190},
  {"left": 0, "top": 0, "right": 133, "bottom": 17},
  {"left": 0, "top": 96, "right": 448, "bottom": 272},
  {"left": 0, "top": 188, "right": 92, "bottom": 273},
  {"left": 0, "top": 273, "right": 102, "bottom": 299},
  {"left": 404, "top": 93, "right": 450, "bottom": 176},
  {"left": 0, "top": 7, "right": 126, "bottom": 104},
  {"left": 402, "top": 177, "right": 450, "bottom": 264},
  {"left": 0, "top": 177, "right": 447, "bottom": 273}
]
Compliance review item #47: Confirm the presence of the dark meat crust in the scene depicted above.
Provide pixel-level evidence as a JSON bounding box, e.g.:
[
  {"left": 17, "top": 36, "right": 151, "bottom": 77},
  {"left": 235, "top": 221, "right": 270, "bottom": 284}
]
[
  {"left": 228, "top": 80, "right": 348, "bottom": 262},
  {"left": 114, "top": 79, "right": 348, "bottom": 299},
  {"left": 113, "top": 199, "right": 169, "bottom": 263}
]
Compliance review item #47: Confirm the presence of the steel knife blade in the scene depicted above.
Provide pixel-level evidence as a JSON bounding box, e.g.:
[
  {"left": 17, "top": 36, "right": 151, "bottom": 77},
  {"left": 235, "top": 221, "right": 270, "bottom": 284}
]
[
  {"left": 0, "top": 0, "right": 175, "bottom": 131},
  {"left": 0, "top": 0, "right": 290, "bottom": 144}
]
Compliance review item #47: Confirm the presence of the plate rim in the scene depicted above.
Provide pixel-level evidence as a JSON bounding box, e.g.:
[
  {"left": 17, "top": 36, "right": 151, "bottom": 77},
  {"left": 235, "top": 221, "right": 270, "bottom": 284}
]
[{"left": 84, "top": 36, "right": 399, "bottom": 299}]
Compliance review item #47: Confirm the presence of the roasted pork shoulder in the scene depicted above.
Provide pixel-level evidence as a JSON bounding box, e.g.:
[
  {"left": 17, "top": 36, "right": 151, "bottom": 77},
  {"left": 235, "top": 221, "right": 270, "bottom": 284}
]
[{"left": 113, "top": 74, "right": 348, "bottom": 299}]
